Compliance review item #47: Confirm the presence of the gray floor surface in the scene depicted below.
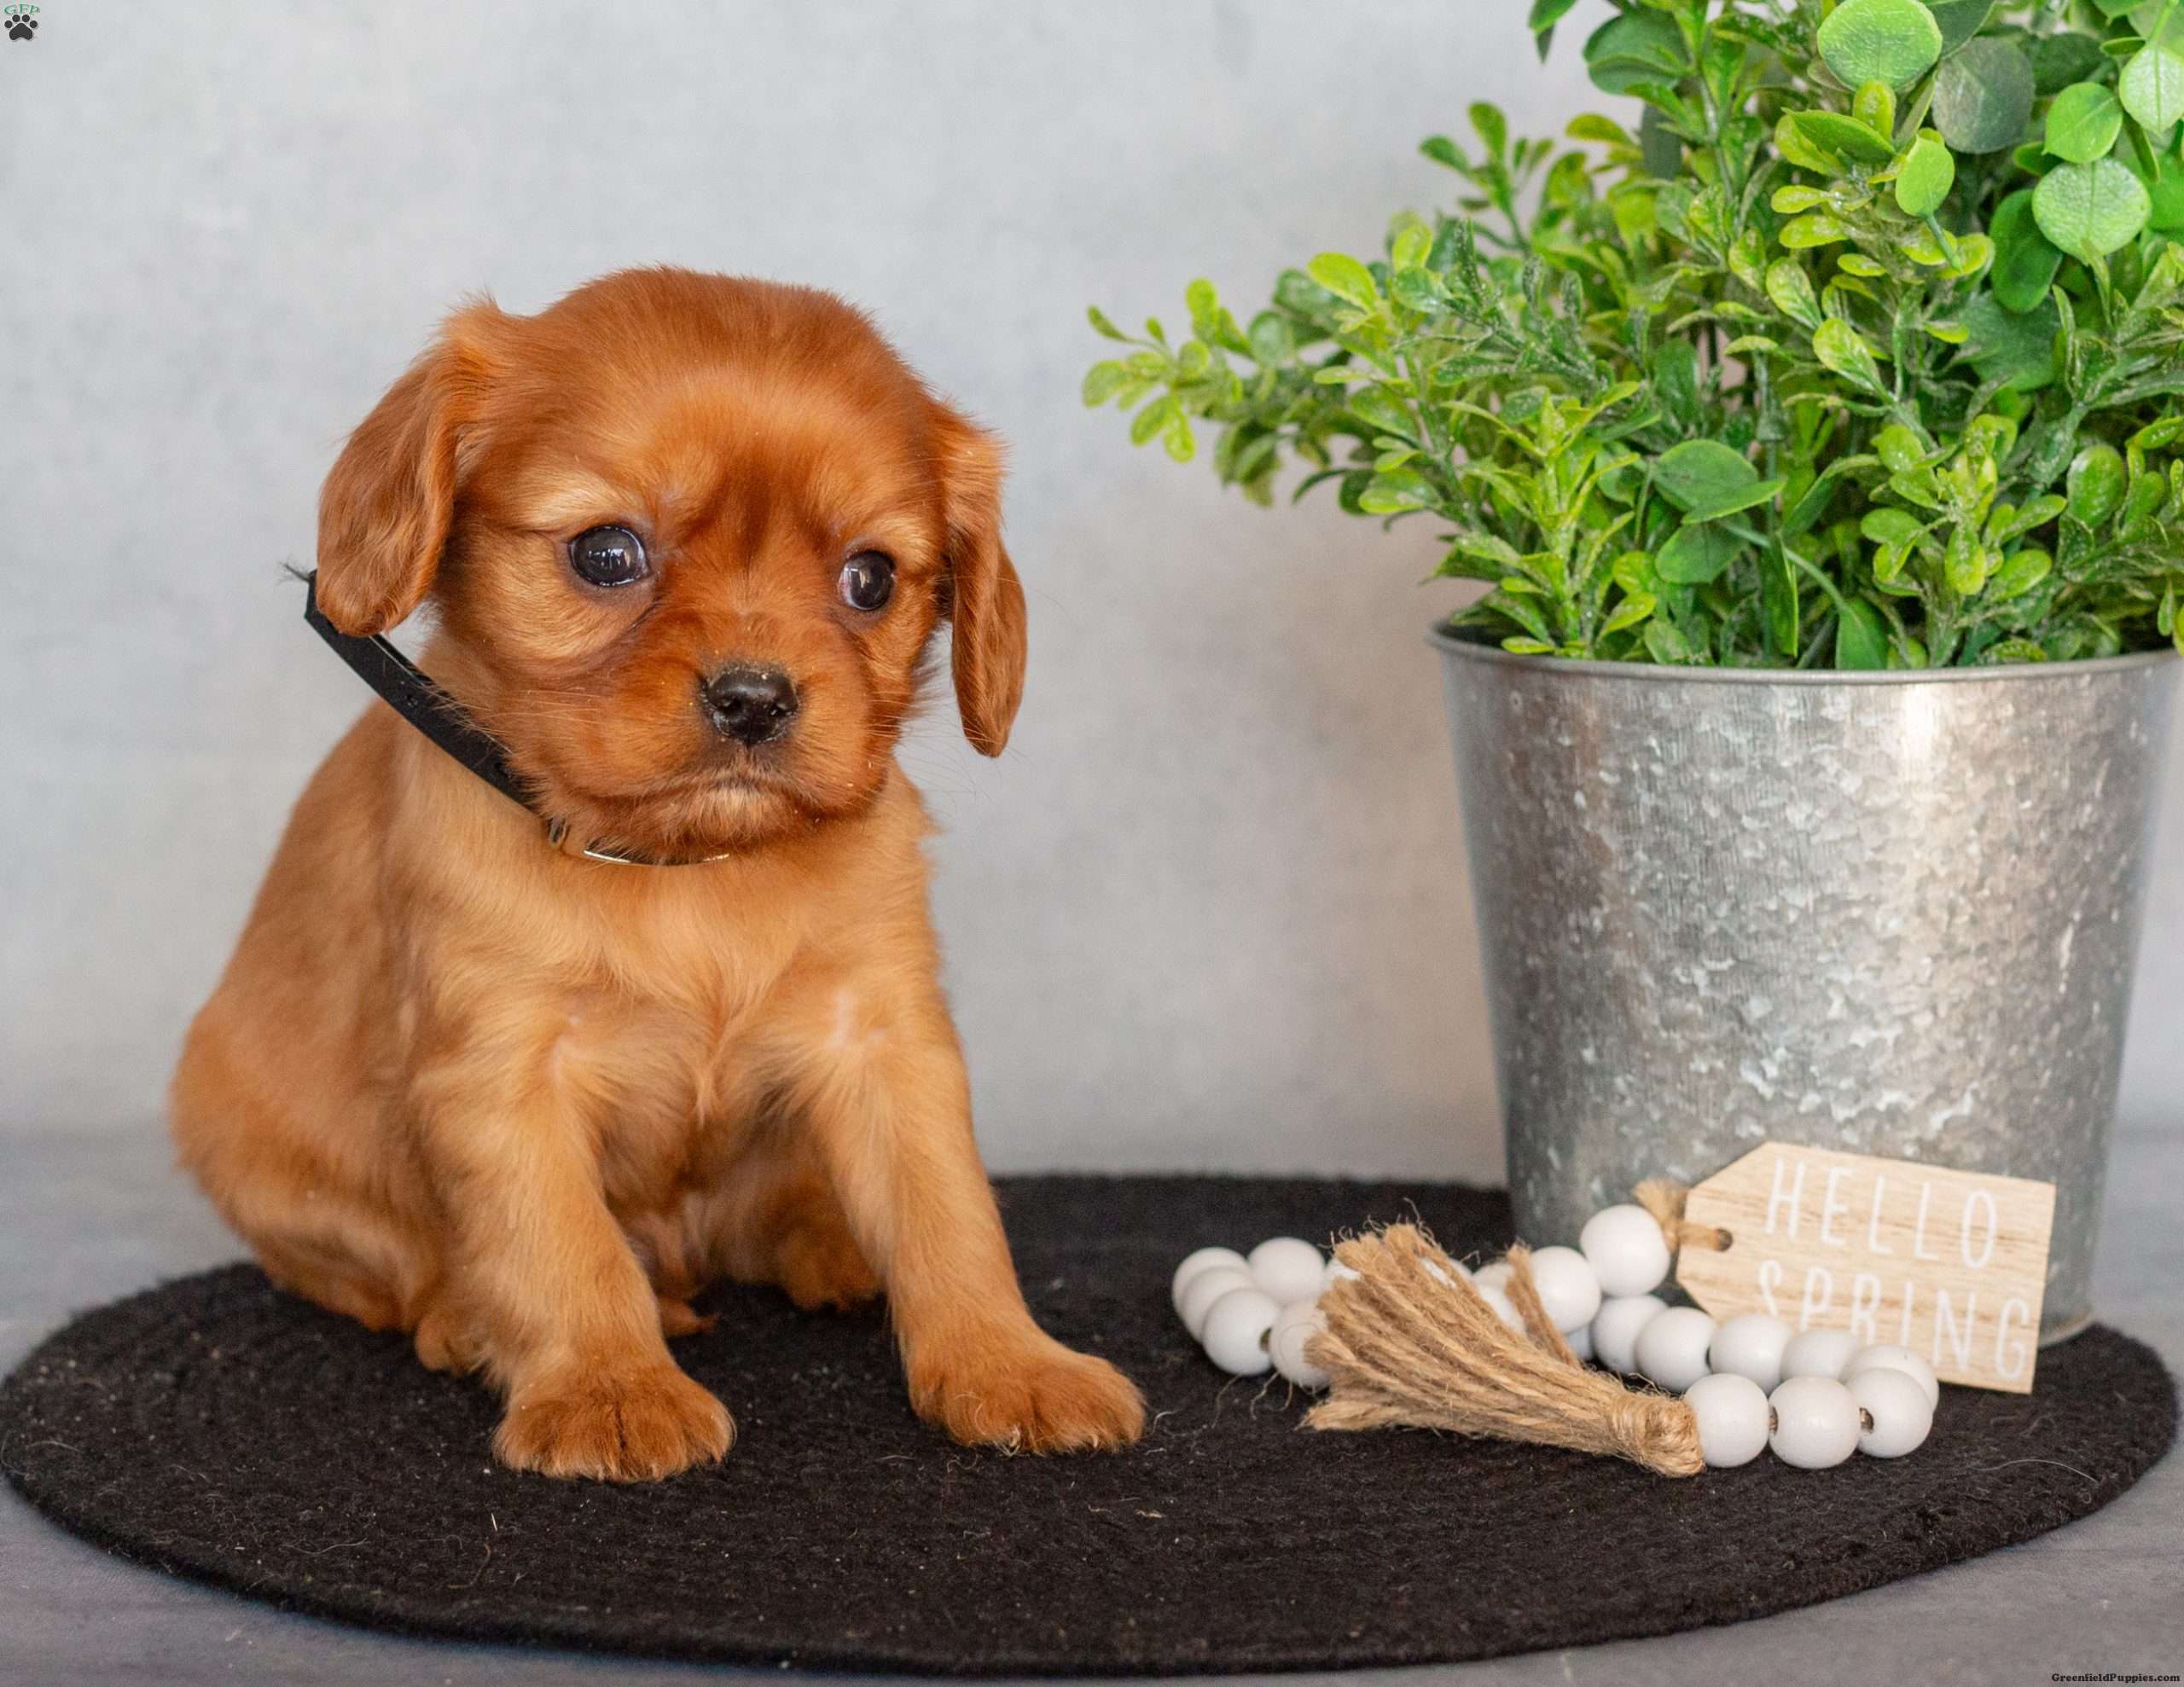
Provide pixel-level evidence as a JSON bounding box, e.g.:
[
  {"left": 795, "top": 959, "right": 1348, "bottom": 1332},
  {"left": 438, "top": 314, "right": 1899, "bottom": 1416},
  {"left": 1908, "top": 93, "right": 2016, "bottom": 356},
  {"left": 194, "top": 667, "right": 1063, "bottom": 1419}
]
[{"left": 3, "top": 1121, "right": 2178, "bottom": 1687}]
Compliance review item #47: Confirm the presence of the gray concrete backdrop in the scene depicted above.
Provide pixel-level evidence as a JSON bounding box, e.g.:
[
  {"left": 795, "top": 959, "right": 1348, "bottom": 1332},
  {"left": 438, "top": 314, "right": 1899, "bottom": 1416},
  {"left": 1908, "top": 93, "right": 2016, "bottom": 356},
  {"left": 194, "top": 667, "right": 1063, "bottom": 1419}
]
[{"left": 3, "top": 2, "right": 2178, "bottom": 1176}]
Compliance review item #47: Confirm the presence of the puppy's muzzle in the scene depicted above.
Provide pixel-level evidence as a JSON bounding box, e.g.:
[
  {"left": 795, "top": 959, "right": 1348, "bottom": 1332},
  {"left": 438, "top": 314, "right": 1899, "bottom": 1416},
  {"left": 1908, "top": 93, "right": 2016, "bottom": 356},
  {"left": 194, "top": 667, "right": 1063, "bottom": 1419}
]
[{"left": 702, "top": 664, "right": 799, "bottom": 746}]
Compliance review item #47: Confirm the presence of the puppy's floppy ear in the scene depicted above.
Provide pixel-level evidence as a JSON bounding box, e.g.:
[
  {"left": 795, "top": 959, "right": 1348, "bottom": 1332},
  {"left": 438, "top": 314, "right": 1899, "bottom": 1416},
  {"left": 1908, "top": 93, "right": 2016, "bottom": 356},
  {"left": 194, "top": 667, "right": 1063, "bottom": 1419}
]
[
  {"left": 930, "top": 406, "right": 1028, "bottom": 757},
  {"left": 315, "top": 304, "right": 501, "bottom": 636}
]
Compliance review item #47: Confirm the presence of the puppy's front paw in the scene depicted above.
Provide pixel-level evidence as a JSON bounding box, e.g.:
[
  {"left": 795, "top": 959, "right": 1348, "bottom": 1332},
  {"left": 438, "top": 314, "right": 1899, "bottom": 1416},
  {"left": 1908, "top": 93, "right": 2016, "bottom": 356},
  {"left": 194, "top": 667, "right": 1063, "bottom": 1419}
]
[
  {"left": 495, "top": 1359, "right": 733, "bottom": 1481},
  {"left": 909, "top": 1331, "right": 1145, "bottom": 1454}
]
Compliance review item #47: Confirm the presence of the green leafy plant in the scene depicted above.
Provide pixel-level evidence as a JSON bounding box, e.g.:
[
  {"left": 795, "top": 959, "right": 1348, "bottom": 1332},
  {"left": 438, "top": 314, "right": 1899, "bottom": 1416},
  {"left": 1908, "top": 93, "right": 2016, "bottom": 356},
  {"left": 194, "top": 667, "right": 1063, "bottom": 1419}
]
[{"left": 1083, "top": 0, "right": 2184, "bottom": 666}]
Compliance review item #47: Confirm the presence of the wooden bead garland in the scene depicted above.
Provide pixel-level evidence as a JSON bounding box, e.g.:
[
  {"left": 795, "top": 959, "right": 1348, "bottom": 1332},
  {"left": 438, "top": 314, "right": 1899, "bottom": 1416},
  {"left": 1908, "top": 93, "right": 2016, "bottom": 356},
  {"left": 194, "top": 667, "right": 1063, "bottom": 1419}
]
[{"left": 1170, "top": 1180, "right": 1940, "bottom": 1476}]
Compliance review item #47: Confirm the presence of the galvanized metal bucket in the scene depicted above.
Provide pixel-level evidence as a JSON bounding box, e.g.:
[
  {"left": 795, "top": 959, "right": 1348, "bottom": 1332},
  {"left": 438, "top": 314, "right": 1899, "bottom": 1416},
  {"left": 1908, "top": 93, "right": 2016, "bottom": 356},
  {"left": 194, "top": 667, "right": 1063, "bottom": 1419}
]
[{"left": 1433, "top": 629, "right": 2178, "bottom": 1338}]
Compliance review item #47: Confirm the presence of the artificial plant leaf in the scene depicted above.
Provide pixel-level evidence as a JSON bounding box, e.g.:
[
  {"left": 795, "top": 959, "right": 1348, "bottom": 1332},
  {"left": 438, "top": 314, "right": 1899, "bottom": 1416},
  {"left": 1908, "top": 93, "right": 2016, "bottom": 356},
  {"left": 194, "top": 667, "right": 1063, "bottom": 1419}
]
[
  {"left": 1652, "top": 339, "right": 1701, "bottom": 430},
  {"left": 1932, "top": 37, "right": 2037, "bottom": 152},
  {"left": 1835, "top": 599, "right": 1891, "bottom": 668},
  {"left": 1957, "top": 291, "right": 2061, "bottom": 389},
  {"left": 1246, "top": 310, "right": 1293, "bottom": 364},
  {"left": 1655, "top": 520, "right": 1743, "bottom": 583},
  {"left": 1818, "top": 0, "right": 1943, "bottom": 91},
  {"left": 1938, "top": 230, "right": 1994, "bottom": 278},
  {"left": 1356, "top": 467, "right": 1436, "bottom": 514},
  {"left": 1129, "top": 395, "right": 1179, "bottom": 447},
  {"left": 1566, "top": 112, "right": 1635, "bottom": 148},
  {"left": 1765, "top": 258, "right": 1823, "bottom": 328},
  {"left": 1640, "top": 104, "right": 1685, "bottom": 177},
  {"left": 1896, "top": 134, "right": 1956, "bottom": 214},
  {"left": 1653, "top": 439, "right": 1758, "bottom": 513},
  {"left": 1854, "top": 80, "right": 1899, "bottom": 137},
  {"left": 1761, "top": 543, "right": 1802, "bottom": 658},
  {"left": 2030, "top": 32, "right": 2109, "bottom": 95},
  {"left": 1944, "top": 524, "right": 1989, "bottom": 593},
  {"left": 1989, "top": 187, "right": 2065, "bottom": 310},
  {"left": 1780, "top": 210, "right": 1852, "bottom": 246},
  {"left": 1601, "top": 594, "right": 1658, "bottom": 635},
  {"left": 1861, "top": 507, "right": 1926, "bottom": 544},
  {"left": 1990, "top": 546, "right": 2053, "bottom": 600},
  {"left": 2131, "top": 416, "right": 2184, "bottom": 449},
  {"left": 1686, "top": 477, "right": 1786, "bottom": 522},
  {"left": 2131, "top": 0, "right": 2184, "bottom": 53},
  {"left": 1926, "top": 0, "right": 1995, "bottom": 55},
  {"left": 1773, "top": 114, "right": 1838, "bottom": 173},
  {"left": 1642, "top": 619, "right": 1695, "bottom": 663},
  {"left": 1873, "top": 424, "right": 1926, "bottom": 472},
  {"left": 2066, "top": 441, "right": 2129, "bottom": 526},
  {"left": 1771, "top": 184, "right": 1831, "bottom": 212},
  {"left": 1163, "top": 409, "right": 1195, "bottom": 463},
  {"left": 1583, "top": 9, "right": 1687, "bottom": 94},
  {"left": 1813, "top": 317, "right": 1889, "bottom": 391},
  {"left": 2119, "top": 46, "right": 2184, "bottom": 131},
  {"left": 1081, "top": 362, "right": 1129, "bottom": 406},
  {"left": 2033, "top": 155, "right": 2153, "bottom": 257},
  {"left": 1782, "top": 109, "right": 1901, "bottom": 168},
  {"left": 2148, "top": 146, "right": 2184, "bottom": 231},
  {"left": 1305, "top": 252, "right": 1380, "bottom": 310},
  {"left": 1470, "top": 101, "right": 1508, "bottom": 160},
  {"left": 2044, "top": 82, "right": 2124, "bottom": 163}
]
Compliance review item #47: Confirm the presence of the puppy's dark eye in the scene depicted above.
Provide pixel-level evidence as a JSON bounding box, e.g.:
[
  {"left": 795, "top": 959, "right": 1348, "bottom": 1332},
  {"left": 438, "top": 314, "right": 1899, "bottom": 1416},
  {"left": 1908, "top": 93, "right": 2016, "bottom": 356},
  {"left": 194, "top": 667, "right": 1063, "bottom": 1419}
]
[
  {"left": 839, "top": 550, "right": 896, "bottom": 612},
  {"left": 569, "top": 525, "right": 649, "bottom": 588}
]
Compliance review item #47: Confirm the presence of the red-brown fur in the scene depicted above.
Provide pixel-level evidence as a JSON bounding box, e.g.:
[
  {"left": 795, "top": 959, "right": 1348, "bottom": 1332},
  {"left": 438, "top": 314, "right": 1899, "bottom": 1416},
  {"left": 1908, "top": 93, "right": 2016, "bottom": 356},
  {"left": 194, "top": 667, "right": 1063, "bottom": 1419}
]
[{"left": 171, "top": 268, "right": 1144, "bottom": 1480}]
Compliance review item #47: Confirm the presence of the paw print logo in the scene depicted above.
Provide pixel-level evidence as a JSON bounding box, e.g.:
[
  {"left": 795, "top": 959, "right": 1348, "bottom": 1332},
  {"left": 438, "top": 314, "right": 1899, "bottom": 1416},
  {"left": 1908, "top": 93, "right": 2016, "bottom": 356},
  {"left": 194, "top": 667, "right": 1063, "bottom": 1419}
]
[{"left": 4, "top": 13, "right": 33, "bottom": 42}]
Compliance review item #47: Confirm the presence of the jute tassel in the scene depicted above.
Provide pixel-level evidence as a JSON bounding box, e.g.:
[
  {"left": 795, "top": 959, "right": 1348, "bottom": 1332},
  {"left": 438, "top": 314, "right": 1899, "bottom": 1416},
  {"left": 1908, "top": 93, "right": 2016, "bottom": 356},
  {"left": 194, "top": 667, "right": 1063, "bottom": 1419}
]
[
  {"left": 1305, "top": 1223, "right": 1705, "bottom": 1477},
  {"left": 1633, "top": 1178, "right": 1729, "bottom": 1260}
]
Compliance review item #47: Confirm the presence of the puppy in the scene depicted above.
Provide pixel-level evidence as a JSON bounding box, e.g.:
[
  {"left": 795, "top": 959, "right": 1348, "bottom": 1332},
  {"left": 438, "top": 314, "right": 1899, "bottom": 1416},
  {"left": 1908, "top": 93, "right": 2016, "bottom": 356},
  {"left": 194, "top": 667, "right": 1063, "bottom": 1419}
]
[{"left": 171, "top": 267, "right": 1144, "bottom": 1479}]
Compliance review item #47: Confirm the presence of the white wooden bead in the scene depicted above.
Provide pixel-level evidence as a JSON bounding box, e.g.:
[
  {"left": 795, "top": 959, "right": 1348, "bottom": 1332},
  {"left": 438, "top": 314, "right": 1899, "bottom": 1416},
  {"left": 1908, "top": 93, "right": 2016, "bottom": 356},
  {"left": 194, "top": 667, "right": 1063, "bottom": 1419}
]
[
  {"left": 1578, "top": 1204, "right": 1672, "bottom": 1296},
  {"left": 1844, "top": 1343, "right": 1941, "bottom": 1410},
  {"left": 1473, "top": 1259, "right": 1513, "bottom": 1293},
  {"left": 1590, "top": 1294, "right": 1668, "bottom": 1375},
  {"left": 1269, "top": 1300, "right": 1330, "bottom": 1390},
  {"left": 1323, "top": 1258, "right": 1361, "bottom": 1291},
  {"left": 1768, "top": 1376, "right": 1862, "bottom": 1469},
  {"left": 1849, "top": 1366, "right": 1934, "bottom": 1458},
  {"left": 1565, "top": 1319, "right": 1595, "bottom": 1363},
  {"left": 1478, "top": 1282, "right": 1526, "bottom": 1333},
  {"left": 1170, "top": 1247, "right": 1247, "bottom": 1319},
  {"left": 1200, "top": 1287, "right": 1281, "bottom": 1376},
  {"left": 1178, "top": 1264, "right": 1257, "bottom": 1341},
  {"left": 1422, "top": 1257, "right": 1473, "bottom": 1290},
  {"left": 1684, "top": 1372, "right": 1770, "bottom": 1468},
  {"left": 1527, "top": 1245, "right": 1603, "bottom": 1333},
  {"left": 1248, "top": 1238, "right": 1327, "bottom": 1306},
  {"left": 1709, "top": 1313, "right": 1796, "bottom": 1392},
  {"left": 1779, "top": 1328, "right": 1860, "bottom": 1382},
  {"left": 1635, "top": 1306, "right": 1717, "bottom": 1392}
]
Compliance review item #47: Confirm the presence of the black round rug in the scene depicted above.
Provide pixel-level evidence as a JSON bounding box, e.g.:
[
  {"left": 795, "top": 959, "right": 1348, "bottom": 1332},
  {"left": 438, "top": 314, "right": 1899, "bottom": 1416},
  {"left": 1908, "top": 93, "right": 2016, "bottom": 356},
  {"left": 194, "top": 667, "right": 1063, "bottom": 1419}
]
[{"left": 2, "top": 1177, "right": 2174, "bottom": 1676}]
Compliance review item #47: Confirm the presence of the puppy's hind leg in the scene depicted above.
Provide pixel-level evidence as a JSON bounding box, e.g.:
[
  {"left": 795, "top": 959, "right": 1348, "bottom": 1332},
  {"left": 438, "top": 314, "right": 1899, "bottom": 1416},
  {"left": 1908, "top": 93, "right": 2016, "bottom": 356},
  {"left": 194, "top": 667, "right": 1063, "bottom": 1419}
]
[
  {"left": 703, "top": 1133, "right": 883, "bottom": 1313},
  {"left": 171, "top": 1017, "right": 439, "bottom": 1338}
]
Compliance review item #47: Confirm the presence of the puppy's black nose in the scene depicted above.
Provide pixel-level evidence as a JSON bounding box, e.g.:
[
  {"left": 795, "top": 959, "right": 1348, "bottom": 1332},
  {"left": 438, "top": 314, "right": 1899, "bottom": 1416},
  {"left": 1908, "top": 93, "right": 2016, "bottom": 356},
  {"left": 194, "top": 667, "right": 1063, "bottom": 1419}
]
[{"left": 702, "top": 664, "right": 799, "bottom": 745}]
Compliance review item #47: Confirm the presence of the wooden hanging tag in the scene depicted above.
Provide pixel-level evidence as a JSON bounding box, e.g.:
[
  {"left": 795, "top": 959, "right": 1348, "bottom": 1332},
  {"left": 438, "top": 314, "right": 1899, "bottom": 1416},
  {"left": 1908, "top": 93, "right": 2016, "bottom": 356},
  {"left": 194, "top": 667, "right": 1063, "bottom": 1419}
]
[{"left": 1674, "top": 1143, "right": 2056, "bottom": 1394}]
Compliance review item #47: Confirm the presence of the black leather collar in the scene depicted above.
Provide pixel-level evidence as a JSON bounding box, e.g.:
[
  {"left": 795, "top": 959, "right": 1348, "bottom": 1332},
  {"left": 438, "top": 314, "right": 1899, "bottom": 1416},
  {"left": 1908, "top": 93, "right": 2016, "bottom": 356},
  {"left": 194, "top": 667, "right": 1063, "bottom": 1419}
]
[{"left": 301, "top": 571, "right": 720, "bottom": 866}]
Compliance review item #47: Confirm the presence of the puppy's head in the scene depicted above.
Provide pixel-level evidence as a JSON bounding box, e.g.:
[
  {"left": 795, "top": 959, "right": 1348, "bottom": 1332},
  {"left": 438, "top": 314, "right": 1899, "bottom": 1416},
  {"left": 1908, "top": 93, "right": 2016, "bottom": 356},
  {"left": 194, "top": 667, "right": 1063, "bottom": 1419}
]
[{"left": 315, "top": 268, "right": 1026, "bottom": 857}]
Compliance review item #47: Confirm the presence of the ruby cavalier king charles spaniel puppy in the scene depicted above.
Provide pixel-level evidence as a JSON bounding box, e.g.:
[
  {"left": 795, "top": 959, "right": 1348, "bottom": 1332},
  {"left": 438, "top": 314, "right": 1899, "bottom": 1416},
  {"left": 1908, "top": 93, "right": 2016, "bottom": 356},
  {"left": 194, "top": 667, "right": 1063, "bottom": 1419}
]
[{"left": 171, "top": 267, "right": 1146, "bottom": 1479}]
